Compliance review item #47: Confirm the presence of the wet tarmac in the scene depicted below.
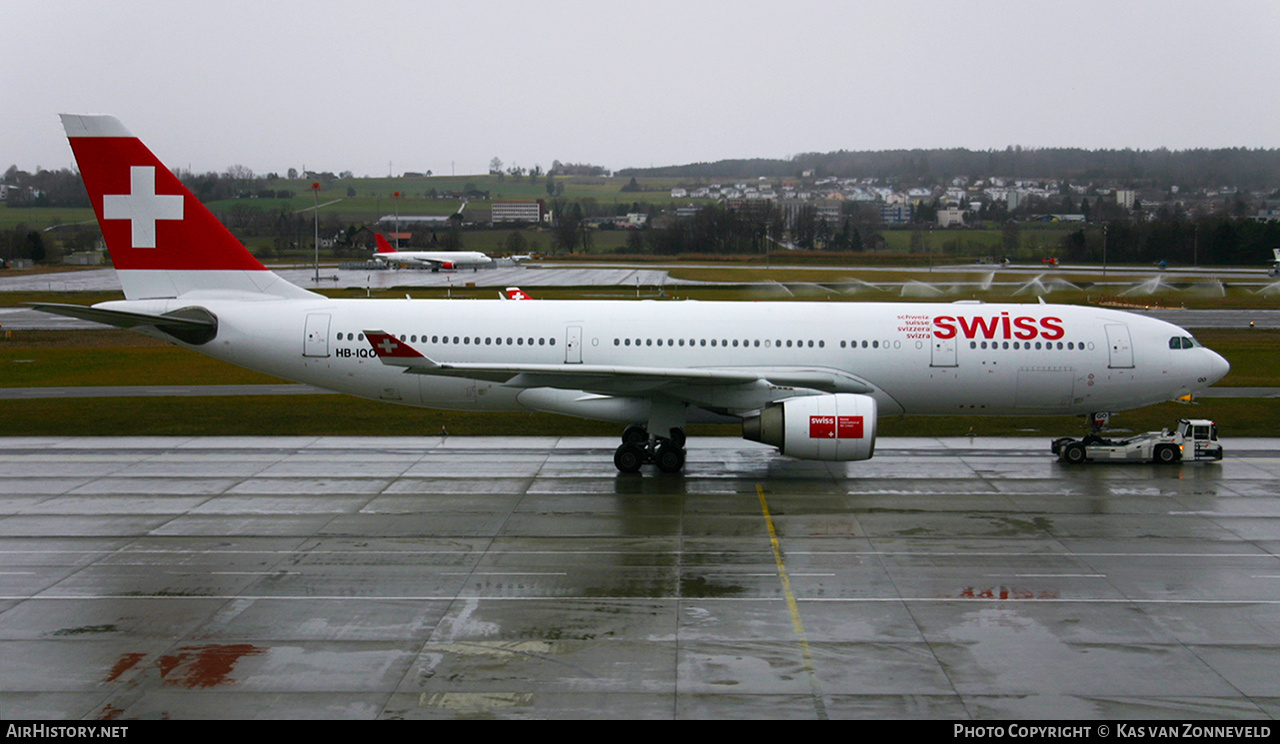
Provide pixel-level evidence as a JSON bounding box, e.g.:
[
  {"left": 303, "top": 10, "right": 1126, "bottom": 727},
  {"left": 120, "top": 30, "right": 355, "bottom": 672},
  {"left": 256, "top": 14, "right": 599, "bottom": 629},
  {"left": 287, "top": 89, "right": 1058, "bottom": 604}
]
[{"left": 1, "top": 435, "right": 1279, "bottom": 720}]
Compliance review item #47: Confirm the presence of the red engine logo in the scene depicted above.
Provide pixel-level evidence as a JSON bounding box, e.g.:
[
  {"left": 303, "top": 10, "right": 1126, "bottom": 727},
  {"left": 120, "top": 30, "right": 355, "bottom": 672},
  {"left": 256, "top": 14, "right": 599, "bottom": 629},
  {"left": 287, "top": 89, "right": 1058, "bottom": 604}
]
[{"left": 809, "top": 415, "right": 864, "bottom": 439}]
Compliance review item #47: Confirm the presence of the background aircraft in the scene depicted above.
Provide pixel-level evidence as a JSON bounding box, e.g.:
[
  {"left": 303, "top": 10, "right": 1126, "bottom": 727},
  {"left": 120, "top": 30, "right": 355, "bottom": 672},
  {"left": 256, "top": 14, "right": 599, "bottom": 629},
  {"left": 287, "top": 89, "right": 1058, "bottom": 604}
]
[{"left": 373, "top": 233, "right": 492, "bottom": 272}]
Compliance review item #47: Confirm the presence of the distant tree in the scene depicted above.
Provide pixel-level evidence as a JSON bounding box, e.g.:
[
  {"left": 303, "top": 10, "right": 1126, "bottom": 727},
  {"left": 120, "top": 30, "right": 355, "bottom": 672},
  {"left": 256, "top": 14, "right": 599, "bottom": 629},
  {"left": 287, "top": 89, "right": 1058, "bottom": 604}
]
[
  {"left": 1002, "top": 220, "right": 1020, "bottom": 254},
  {"left": 626, "top": 228, "right": 645, "bottom": 254},
  {"left": 25, "top": 230, "right": 45, "bottom": 263},
  {"left": 551, "top": 201, "right": 583, "bottom": 253},
  {"left": 504, "top": 230, "right": 528, "bottom": 254}
]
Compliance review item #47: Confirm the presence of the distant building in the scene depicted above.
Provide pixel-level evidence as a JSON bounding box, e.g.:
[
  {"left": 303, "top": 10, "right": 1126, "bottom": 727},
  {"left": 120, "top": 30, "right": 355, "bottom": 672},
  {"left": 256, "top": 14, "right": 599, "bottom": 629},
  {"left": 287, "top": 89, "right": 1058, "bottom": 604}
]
[
  {"left": 491, "top": 200, "right": 546, "bottom": 224},
  {"left": 937, "top": 208, "right": 965, "bottom": 228},
  {"left": 64, "top": 252, "right": 105, "bottom": 266},
  {"left": 880, "top": 204, "right": 913, "bottom": 225},
  {"left": 376, "top": 215, "right": 454, "bottom": 229},
  {"left": 779, "top": 200, "right": 841, "bottom": 229}
]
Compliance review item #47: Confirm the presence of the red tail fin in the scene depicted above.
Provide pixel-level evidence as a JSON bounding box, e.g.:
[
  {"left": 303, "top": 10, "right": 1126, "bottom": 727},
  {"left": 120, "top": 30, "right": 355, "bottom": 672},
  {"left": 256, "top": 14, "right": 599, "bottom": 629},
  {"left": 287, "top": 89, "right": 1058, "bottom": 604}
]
[
  {"left": 375, "top": 234, "right": 395, "bottom": 254},
  {"left": 61, "top": 114, "right": 314, "bottom": 300}
]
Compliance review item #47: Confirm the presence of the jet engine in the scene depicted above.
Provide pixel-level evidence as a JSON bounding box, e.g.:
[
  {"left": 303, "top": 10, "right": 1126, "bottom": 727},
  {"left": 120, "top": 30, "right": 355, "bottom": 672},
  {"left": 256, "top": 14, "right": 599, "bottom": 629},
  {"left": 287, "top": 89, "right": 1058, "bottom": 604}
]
[{"left": 742, "top": 393, "right": 877, "bottom": 461}]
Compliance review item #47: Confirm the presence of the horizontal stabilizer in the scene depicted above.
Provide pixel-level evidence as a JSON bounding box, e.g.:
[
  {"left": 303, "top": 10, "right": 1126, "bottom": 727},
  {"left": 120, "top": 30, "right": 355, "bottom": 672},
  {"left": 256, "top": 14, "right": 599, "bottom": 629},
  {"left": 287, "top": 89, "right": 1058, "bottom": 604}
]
[{"left": 29, "top": 302, "right": 218, "bottom": 345}]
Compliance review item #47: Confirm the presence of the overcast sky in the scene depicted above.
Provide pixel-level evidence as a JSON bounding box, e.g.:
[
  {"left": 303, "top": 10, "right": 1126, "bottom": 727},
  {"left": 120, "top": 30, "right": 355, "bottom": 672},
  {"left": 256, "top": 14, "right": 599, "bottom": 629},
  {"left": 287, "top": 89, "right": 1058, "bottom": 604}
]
[{"left": 5, "top": 0, "right": 1279, "bottom": 177}]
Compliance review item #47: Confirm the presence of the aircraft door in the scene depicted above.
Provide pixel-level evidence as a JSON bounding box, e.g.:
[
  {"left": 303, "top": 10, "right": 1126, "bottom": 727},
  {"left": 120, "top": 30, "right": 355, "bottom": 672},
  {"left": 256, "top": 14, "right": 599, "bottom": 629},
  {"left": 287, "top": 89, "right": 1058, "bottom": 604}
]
[
  {"left": 565, "top": 325, "right": 583, "bottom": 364},
  {"left": 303, "top": 313, "right": 331, "bottom": 357},
  {"left": 931, "top": 336, "right": 957, "bottom": 367},
  {"left": 1105, "top": 323, "right": 1134, "bottom": 368}
]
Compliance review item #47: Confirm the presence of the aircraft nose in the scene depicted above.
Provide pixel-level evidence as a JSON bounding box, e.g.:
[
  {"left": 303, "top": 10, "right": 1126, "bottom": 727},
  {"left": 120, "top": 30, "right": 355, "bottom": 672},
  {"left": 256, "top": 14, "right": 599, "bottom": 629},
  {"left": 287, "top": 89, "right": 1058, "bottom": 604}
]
[{"left": 1206, "top": 349, "right": 1230, "bottom": 385}]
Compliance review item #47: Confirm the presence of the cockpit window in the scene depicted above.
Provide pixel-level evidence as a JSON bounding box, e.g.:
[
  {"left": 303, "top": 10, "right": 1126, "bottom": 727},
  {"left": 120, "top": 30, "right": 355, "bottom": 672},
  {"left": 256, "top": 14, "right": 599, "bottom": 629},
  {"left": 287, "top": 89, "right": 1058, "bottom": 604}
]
[{"left": 1169, "top": 336, "right": 1198, "bottom": 350}]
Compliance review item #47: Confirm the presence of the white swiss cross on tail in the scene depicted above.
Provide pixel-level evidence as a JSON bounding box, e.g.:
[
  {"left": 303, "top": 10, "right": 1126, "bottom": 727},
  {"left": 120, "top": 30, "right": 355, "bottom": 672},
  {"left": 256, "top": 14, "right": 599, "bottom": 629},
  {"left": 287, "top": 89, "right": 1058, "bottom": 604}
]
[{"left": 103, "top": 166, "right": 184, "bottom": 249}]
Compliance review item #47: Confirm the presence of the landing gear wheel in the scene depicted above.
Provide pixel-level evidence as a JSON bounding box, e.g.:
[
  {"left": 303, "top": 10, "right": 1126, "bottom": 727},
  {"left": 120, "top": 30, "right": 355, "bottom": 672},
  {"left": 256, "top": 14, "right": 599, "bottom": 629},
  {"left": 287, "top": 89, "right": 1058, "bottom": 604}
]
[
  {"left": 654, "top": 443, "right": 686, "bottom": 474},
  {"left": 613, "top": 424, "right": 688, "bottom": 473},
  {"left": 614, "top": 442, "right": 646, "bottom": 473}
]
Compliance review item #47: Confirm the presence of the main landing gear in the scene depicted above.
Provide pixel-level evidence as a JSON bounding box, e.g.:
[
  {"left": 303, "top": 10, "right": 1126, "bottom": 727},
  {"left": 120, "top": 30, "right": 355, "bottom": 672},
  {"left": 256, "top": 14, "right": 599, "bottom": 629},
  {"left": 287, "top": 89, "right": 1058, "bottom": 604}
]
[{"left": 613, "top": 424, "right": 687, "bottom": 474}]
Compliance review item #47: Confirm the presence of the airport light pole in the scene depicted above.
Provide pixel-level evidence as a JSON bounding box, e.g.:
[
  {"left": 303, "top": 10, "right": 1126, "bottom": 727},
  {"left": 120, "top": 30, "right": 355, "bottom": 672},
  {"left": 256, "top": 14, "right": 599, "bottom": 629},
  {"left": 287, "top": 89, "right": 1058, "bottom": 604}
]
[
  {"left": 310, "top": 182, "right": 321, "bottom": 283},
  {"left": 1102, "top": 223, "right": 1108, "bottom": 276},
  {"left": 393, "top": 191, "right": 401, "bottom": 249}
]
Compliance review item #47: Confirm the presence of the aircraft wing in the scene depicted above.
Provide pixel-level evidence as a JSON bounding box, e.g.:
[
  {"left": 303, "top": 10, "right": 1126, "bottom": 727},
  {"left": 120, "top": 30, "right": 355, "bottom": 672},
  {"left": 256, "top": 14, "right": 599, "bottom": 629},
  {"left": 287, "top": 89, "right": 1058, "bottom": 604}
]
[
  {"left": 362, "top": 330, "right": 872, "bottom": 402},
  {"left": 375, "top": 253, "right": 443, "bottom": 268},
  {"left": 398, "top": 256, "right": 445, "bottom": 268}
]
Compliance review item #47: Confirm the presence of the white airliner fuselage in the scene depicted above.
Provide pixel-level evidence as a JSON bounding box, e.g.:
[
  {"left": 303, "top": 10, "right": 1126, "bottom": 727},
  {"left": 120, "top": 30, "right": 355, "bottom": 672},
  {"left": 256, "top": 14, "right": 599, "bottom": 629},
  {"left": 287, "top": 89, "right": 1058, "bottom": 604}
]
[
  {"left": 100, "top": 295, "right": 1226, "bottom": 422},
  {"left": 42, "top": 114, "right": 1231, "bottom": 473},
  {"left": 373, "top": 234, "right": 491, "bottom": 271}
]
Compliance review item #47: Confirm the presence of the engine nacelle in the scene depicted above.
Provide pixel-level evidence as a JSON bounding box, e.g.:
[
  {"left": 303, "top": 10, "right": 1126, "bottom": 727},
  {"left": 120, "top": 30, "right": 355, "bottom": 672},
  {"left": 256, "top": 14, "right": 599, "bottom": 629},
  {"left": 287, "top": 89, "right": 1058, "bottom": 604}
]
[{"left": 742, "top": 393, "right": 877, "bottom": 461}]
